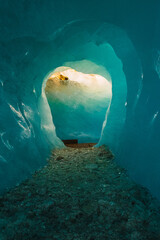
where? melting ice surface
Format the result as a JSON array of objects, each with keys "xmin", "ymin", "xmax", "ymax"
[
  {"xmin": 0, "ymin": 0, "xmax": 160, "ymax": 200},
  {"xmin": 45, "ymin": 67, "xmax": 112, "ymax": 143}
]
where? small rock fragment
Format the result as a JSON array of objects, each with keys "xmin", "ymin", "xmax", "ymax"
[
  {"xmin": 85, "ymin": 164, "xmax": 98, "ymax": 170},
  {"xmin": 56, "ymin": 156, "xmax": 64, "ymax": 161},
  {"xmin": 98, "ymin": 199, "xmax": 108, "ymax": 206}
]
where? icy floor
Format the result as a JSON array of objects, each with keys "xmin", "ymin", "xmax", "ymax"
[{"xmin": 0, "ymin": 146, "xmax": 160, "ymax": 240}]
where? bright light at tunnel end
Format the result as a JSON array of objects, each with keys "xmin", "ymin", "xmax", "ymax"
[{"xmin": 47, "ymin": 66, "xmax": 112, "ymax": 99}]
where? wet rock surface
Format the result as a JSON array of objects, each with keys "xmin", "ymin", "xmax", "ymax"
[{"xmin": 0, "ymin": 145, "xmax": 160, "ymax": 240}]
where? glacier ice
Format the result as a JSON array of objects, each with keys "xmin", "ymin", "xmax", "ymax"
[{"xmin": 0, "ymin": 0, "xmax": 160, "ymax": 200}]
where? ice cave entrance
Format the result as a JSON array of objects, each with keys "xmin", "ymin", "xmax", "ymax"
[{"xmin": 44, "ymin": 65, "xmax": 112, "ymax": 145}]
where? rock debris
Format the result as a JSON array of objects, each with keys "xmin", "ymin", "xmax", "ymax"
[{"xmin": 0, "ymin": 145, "xmax": 160, "ymax": 240}]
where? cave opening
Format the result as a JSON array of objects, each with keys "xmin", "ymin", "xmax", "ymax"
[{"xmin": 44, "ymin": 63, "xmax": 112, "ymax": 146}]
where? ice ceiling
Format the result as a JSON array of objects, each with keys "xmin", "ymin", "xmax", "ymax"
[
  {"xmin": 45, "ymin": 63, "xmax": 112, "ymax": 143},
  {"xmin": 0, "ymin": 0, "xmax": 160, "ymax": 199}
]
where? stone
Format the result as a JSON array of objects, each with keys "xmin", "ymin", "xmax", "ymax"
[
  {"xmin": 98, "ymin": 199, "xmax": 108, "ymax": 206},
  {"xmin": 56, "ymin": 156, "xmax": 64, "ymax": 161},
  {"xmin": 85, "ymin": 164, "xmax": 98, "ymax": 170}
]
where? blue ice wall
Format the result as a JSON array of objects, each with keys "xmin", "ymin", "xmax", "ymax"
[{"xmin": 0, "ymin": 0, "xmax": 160, "ymax": 199}]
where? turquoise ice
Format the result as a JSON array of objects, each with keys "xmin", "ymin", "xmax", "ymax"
[{"xmin": 0, "ymin": 1, "xmax": 160, "ymax": 200}]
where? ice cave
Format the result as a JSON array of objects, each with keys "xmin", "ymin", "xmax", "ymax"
[
  {"xmin": 1, "ymin": 0, "xmax": 160, "ymax": 238},
  {"xmin": 0, "ymin": 0, "xmax": 160, "ymax": 196}
]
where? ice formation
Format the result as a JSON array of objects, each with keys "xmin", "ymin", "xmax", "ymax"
[{"xmin": 0, "ymin": 0, "xmax": 160, "ymax": 200}]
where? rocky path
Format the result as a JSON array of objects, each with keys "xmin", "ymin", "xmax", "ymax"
[{"xmin": 0, "ymin": 146, "xmax": 160, "ymax": 240}]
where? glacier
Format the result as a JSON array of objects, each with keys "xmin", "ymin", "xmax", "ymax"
[{"xmin": 0, "ymin": 0, "xmax": 160, "ymax": 200}]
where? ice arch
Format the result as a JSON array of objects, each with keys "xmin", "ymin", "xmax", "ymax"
[
  {"xmin": 40, "ymin": 43, "xmax": 127, "ymax": 148},
  {"xmin": 0, "ymin": 20, "xmax": 141, "ymax": 195}
]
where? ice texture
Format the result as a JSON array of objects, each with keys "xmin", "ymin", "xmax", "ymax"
[{"xmin": 0, "ymin": 0, "xmax": 160, "ymax": 199}]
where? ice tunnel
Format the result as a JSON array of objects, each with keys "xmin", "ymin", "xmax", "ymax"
[{"xmin": 0, "ymin": 0, "xmax": 160, "ymax": 200}]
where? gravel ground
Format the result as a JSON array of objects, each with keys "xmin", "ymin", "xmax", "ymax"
[{"xmin": 0, "ymin": 145, "xmax": 160, "ymax": 240}]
